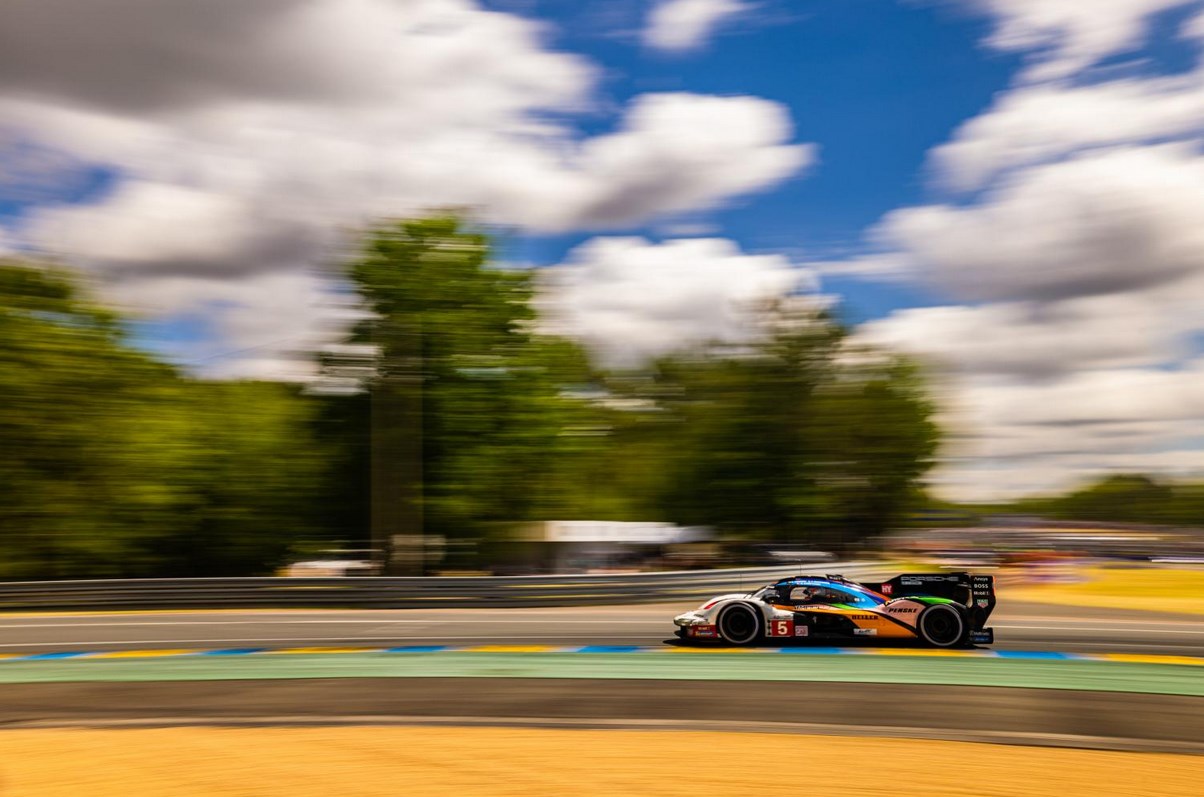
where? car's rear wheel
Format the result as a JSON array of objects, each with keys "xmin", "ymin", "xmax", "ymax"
[
  {"xmin": 917, "ymin": 603, "xmax": 968, "ymax": 648},
  {"xmin": 717, "ymin": 603, "xmax": 762, "ymax": 646}
]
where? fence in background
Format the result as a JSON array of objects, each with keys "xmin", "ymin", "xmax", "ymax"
[{"xmin": 0, "ymin": 562, "xmax": 890, "ymax": 611}]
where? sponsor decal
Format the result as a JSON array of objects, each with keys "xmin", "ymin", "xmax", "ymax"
[
  {"xmin": 976, "ymin": 599, "xmax": 989, "ymax": 608},
  {"xmin": 901, "ymin": 575, "xmax": 958, "ymax": 585},
  {"xmin": 888, "ymin": 607, "xmax": 918, "ymax": 614},
  {"xmin": 881, "ymin": 584, "xmax": 893, "ymax": 594},
  {"xmin": 794, "ymin": 625, "xmax": 809, "ymax": 637},
  {"xmin": 851, "ymin": 614, "xmax": 877, "ymax": 621},
  {"xmin": 689, "ymin": 625, "xmax": 717, "ymax": 638},
  {"xmin": 852, "ymin": 628, "xmax": 877, "ymax": 636}
]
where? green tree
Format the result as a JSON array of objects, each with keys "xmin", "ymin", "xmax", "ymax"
[
  {"xmin": 0, "ymin": 260, "xmax": 178, "ymax": 576},
  {"xmin": 949, "ymin": 475, "xmax": 1204, "ymax": 528},
  {"xmin": 336, "ymin": 216, "xmax": 594, "ymax": 568},
  {"xmin": 610, "ymin": 302, "xmax": 939, "ymax": 548},
  {"xmin": 803, "ymin": 357, "xmax": 940, "ymax": 544},
  {"xmin": 326, "ymin": 217, "xmax": 942, "ymax": 564},
  {"xmin": 145, "ymin": 380, "xmax": 327, "ymax": 576},
  {"xmin": 1052, "ymin": 474, "xmax": 1173, "ymax": 524},
  {"xmin": 0, "ymin": 260, "xmax": 325, "ymax": 578}
]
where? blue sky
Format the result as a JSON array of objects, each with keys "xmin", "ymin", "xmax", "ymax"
[
  {"xmin": 518, "ymin": 2, "xmax": 1013, "ymax": 229},
  {"xmin": 495, "ymin": 0, "xmax": 1021, "ymax": 322},
  {"xmin": 2, "ymin": 0, "xmax": 1202, "ymax": 499}
]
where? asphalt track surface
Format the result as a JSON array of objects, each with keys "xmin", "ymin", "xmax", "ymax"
[
  {"xmin": 2, "ymin": 679, "xmax": 1201, "ymax": 754},
  {"xmin": 0, "ymin": 600, "xmax": 1200, "ymax": 656},
  {"xmin": 2, "ymin": 601, "xmax": 1201, "ymax": 753}
]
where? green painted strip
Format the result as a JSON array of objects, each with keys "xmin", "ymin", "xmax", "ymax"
[{"xmin": 0, "ymin": 653, "xmax": 1199, "ymax": 697}]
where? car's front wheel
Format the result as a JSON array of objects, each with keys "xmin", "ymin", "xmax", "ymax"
[
  {"xmin": 917, "ymin": 603, "xmax": 968, "ymax": 648},
  {"xmin": 717, "ymin": 603, "xmax": 762, "ymax": 646}
]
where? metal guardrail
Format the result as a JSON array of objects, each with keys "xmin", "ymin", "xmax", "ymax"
[{"xmin": 0, "ymin": 562, "xmax": 889, "ymax": 611}]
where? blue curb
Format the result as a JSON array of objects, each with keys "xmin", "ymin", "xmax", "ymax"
[
  {"xmin": 385, "ymin": 646, "xmax": 449, "ymax": 653},
  {"xmin": 576, "ymin": 645, "xmax": 643, "ymax": 653}
]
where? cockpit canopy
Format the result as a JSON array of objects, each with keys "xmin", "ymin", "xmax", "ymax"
[{"xmin": 754, "ymin": 578, "xmax": 883, "ymax": 608}]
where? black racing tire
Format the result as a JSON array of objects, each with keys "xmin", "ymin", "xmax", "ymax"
[
  {"xmin": 917, "ymin": 603, "xmax": 969, "ymax": 648},
  {"xmin": 717, "ymin": 603, "xmax": 762, "ymax": 646}
]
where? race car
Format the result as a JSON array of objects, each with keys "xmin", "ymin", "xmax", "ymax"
[{"xmin": 673, "ymin": 572, "xmax": 995, "ymax": 648}]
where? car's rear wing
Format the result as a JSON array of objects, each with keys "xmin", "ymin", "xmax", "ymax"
[{"xmin": 873, "ymin": 572, "xmax": 996, "ymax": 626}]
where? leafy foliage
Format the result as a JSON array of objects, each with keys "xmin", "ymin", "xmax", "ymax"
[
  {"xmin": 339, "ymin": 216, "xmax": 597, "ymax": 555},
  {"xmin": 0, "ymin": 261, "xmax": 325, "ymax": 577},
  {"xmin": 998, "ymin": 474, "xmax": 1204, "ymax": 527},
  {"xmin": 2, "ymin": 215, "xmax": 950, "ymax": 577},
  {"xmin": 594, "ymin": 303, "xmax": 939, "ymax": 545}
]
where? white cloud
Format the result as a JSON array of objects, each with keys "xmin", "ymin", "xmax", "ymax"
[
  {"xmin": 857, "ymin": 294, "xmax": 1191, "ymax": 379},
  {"xmin": 1186, "ymin": 9, "xmax": 1204, "ymax": 39},
  {"xmin": 102, "ymin": 268, "xmax": 357, "ymax": 381},
  {"xmin": 880, "ymin": 146, "xmax": 1204, "ymax": 304},
  {"xmin": 929, "ymin": 448, "xmax": 1204, "ymax": 502},
  {"xmin": 965, "ymin": 364, "xmax": 1204, "ymax": 429},
  {"xmin": 0, "ymin": 0, "xmax": 592, "ymax": 116},
  {"xmin": 930, "ymin": 70, "xmax": 1204, "ymax": 191},
  {"xmin": 958, "ymin": 0, "xmax": 1197, "ymax": 80},
  {"xmin": 538, "ymin": 236, "xmax": 815, "ymax": 366},
  {"xmin": 0, "ymin": 0, "xmax": 811, "ymax": 377},
  {"xmin": 643, "ymin": 0, "xmax": 746, "ymax": 52},
  {"xmin": 925, "ymin": 363, "xmax": 1204, "ymax": 500},
  {"xmin": 498, "ymin": 92, "xmax": 813, "ymax": 231},
  {"xmin": 823, "ymin": 3, "xmax": 1204, "ymax": 499},
  {"xmin": 856, "ymin": 146, "xmax": 1204, "ymax": 499},
  {"xmin": 26, "ymin": 181, "xmax": 323, "ymax": 279}
]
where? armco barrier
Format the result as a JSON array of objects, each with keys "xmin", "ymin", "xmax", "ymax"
[{"xmin": 0, "ymin": 562, "xmax": 888, "ymax": 611}]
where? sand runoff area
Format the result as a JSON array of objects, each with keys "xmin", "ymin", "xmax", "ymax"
[{"xmin": 0, "ymin": 726, "xmax": 1198, "ymax": 796}]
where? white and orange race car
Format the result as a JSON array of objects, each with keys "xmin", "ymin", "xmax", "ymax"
[{"xmin": 673, "ymin": 572, "xmax": 995, "ymax": 648}]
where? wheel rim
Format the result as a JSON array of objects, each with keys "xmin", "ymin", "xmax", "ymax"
[
  {"xmin": 922, "ymin": 605, "xmax": 963, "ymax": 646},
  {"xmin": 720, "ymin": 606, "xmax": 758, "ymax": 644}
]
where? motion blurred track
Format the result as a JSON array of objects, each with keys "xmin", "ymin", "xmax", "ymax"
[
  {"xmin": 3, "ymin": 679, "xmax": 1200, "ymax": 754},
  {"xmin": 1, "ymin": 600, "xmax": 1200, "ymax": 656}
]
